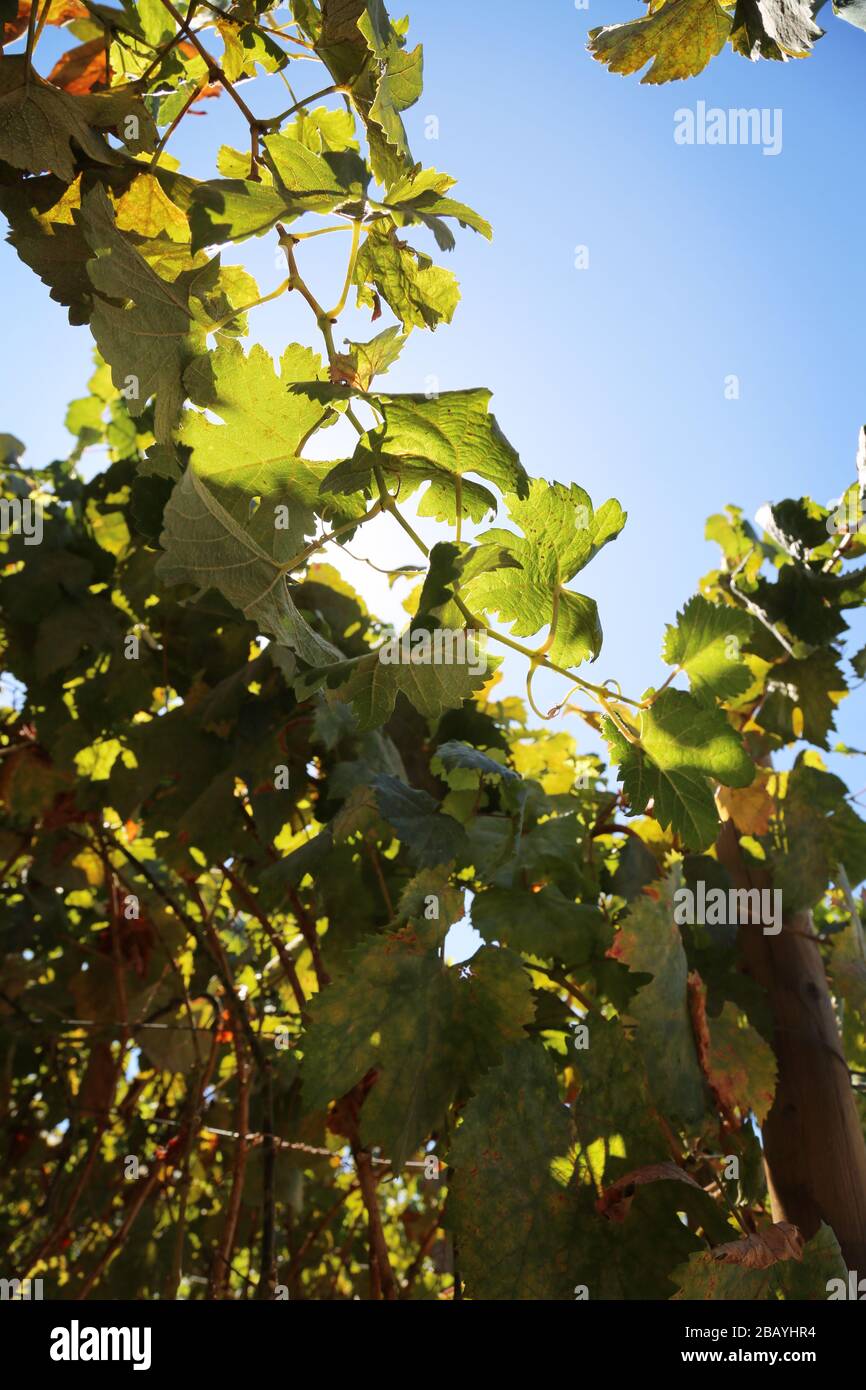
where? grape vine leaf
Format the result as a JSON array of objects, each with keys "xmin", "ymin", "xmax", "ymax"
[
  {"xmin": 314, "ymin": 0, "xmax": 422, "ymax": 185},
  {"xmin": 466, "ymin": 479, "xmax": 625, "ymax": 667},
  {"xmin": 370, "ymin": 774, "xmax": 468, "ymax": 868},
  {"xmin": 0, "ymin": 172, "xmax": 92, "ymax": 324},
  {"xmin": 471, "ymin": 885, "xmax": 608, "ymax": 968},
  {"xmin": 313, "ymin": 638, "xmax": 492, "ymax": 731},
  {"xmin": 730, "ymin": 0, "xmax": 823, "ymax": 60},
  {"xmin": 662, "ymin": 595, "xmax": 753, "ymax": 704},
  {"xmin": 604, "ymin": 690, "xmax": 755, "ymax": 850},
  {"xmin": 188, "ymin": 178, "xmax": 297, "ymax": 252},
  {"xmin": 689, "ymin": 975, "xmax": 777, "ymax": 1124},
  {"xmin": 360, "ymin": 10, "xmax": 422, "ymax": 176},
  {"xmin": 280, "ymin": 105, "xmax": 359, "ymax": 155},
  {"xmin": 81, "ymin": 186, "xmax": 213, "ymax": 442},
  {"xmin": 323, "ymin": 389, "xmax": 528, "ymax": 526},
  {"xmin": 337, "ymin": 325, "xmax": 406, "ymax": 390},
  {"xmin": 758, "ymin": 650, "xmax": 846, "ymax": 748},
  {"xmin": 572, "ymin": 1015, "xmax": 670, "ymax": 1185},
  {"xmin": 177, "ymin": 339, "xmax": 364, "ymax": 558},
  {"xmin": 382, "ymin": 167, "xmax": 492, "ymax": 251},
  {"xmin": 0, "ymin": 54, "xmax": 154, "ymax": 182},
  {"xmin": 157, "ymin": 341, "xmax": 356, "ymax": 673},
  {"xmin": 769, "ymin": 762, "xmax": 866, "ymax": 912},
  {"xmin": 302, "ymin": 935, "xmax": 534, "ymax": 1168},
  {"xmin": 447, "ymin": 1039, "xmax": 585, "ymax": 1300},
  {"xmin": 375, "ymin": 389, "xmax": 528, "ymax": 496},
  {"xmin": 610, "ymin": 879, "xmax": 708, "ymax": 1126},
  {"xmin": 354, "ymin": 219, "xmax": 459, "ymax": 329},
  {"xmin": 587, "ymin": 0, "xmax": 732, "ymax": 85},
  {"xmin": 671, "ymin": 1222, "xmax": 846, "ymax": 1300}
]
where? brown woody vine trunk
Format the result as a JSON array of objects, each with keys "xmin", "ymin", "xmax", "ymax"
[{"xmin": 717, "ymin": 821, "xmax": 866, "ymax": 1272}]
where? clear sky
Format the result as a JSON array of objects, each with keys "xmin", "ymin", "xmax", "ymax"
[{"xmin": 3, "ymin": 2, "xmax": 865, "ymax": 785}]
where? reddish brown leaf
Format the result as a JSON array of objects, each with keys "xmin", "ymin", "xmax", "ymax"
[
  {"xmin": 47, "ymin": 37, "xmax": 111, "ymax": 94},
  {"xmin": 711, "ymin": 1222, "xmax": 804, "ymax": 1270},
  {"xmin": 330, "ymin": 355, "xmax": 362, "ymax": 389},
  {"xmin": 688, "ymin": 968, "xmax": 736, "ymax": 1124},
  {"xmin": 3, "ymin": 0, "xmax": 88, "ymax": 45},
  {"xmin": 688, "ymin": 970, "xmax": 777, "ymax": 1126},
  {"xmin": 597, "ymin": 1160, "xmax": 703, "ymax": 1222}
]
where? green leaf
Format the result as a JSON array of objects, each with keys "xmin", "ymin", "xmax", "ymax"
[
  {"xmin": 81, "ymin": 186, "xmax": 210, "ymax": 442},
  {"xmin": 731, "ymin": 0, "xmax": 823, "ymax": 59},
  {"xmin": 408, "ymin": 540, "xmax": 516, "ymax": 634},
  {"xmin": 324, "ymin": 391, "xmax": 528, "ymax": 526},
  {"xmin": 777, "ymin": 1223, "xmax": 849, "ymax": 1300},
  {"xmin": 0, "ymin": 174, "xmax": 93, "ymax": 326},
  {"xmin": 703, "ymin": 1001, "xmax": 777, "ymax": 1124},
  {"xmin": 323, "ymin": 448, "xmax": 499, "ymax": 527},
  {"xmin": 467, "ymin": 479, "xmax": 625, "ymax": 668},
  {"xmin": 280, "ymin": 105, "xmax": 360, "ymax": 155},
  {"xmin": 828, "ymin": 889, "xmax": 866, "ymax": 1068},
  {"xmin": 342, "ymin": 644, "xmax": 491, "ymax": 729},
  {"xmin": 662, "ymin": 595, "xmax": 753, "ymax": 704},
  {"xmin": 471, "ymin": 886, "xmax": 606, "ymax": 967},
  {"xmin": 573, "ymin": 1015, "xmax": 670, "ymax": 1185},
  {"xmin": 263, "ymin": 132, "xmax": 367, "ymax": 210},
  {"xmin": 770, "ymin": 762, "xmax": 866, "ymax": 912},
  {"xmin": 756, "ymin": 497, "xmax": 834, "ymax": 561},
  {"xmin": 604, "ymin": 690, "xmax": 754, "ymax": 850},
  {"xmin": 339, "ymin": 325, "xmax": 407, "ymax": 390},
  {"xmin": 611, "ymin": 878, "xmax": 708, "ymax": 1126},
  {"xmin": 360, "ymin": 11, "xmax": 422, "ymax": 170},
  {"xmin": 0, "ymin": 55, "xmax": 153, "ymax": 182},
  {"xmin": 313, "ymin": 1, "xmax": 422, "ymax": 185},
  {"xmin": 374, "ymin": 389, "xmax": 529, "ymax": 500},
  {"xmin": 448, "ymin": 1039, "xmax": 584, "ymax": 1299},
  {"xmin": 588, "ymin": 0, "xmax": 732, "ymax": 85},
  {"xmin": 218, "ymin": 20, "xmax": 289, "ymax": 79},
  {"xmin": 672, "ymin": 1222, "xmax": 846, "ymax": 1300},
  {"xmin": 758, "ymin": 650, "xmax": 846, "ymax": 748},
  {"xmin": 382, "ymin": 166, "xmax": 491, "ymax": 251},
  {"xmin": 302, "ymin": 934, "xmax": 533, "ymax": 1168},
  {"xmin": 354, "ymin": 219, "xmax": 459, "ymax": 329},
  {"xmin": 393, "ymin": 864, "xmax": 466, "ymax": 933},
  {"xmin": 189, "ymin": 178, "xmax": 295, "ymax": 252},
  {"xmin": 157, "ymin": 349, "xmax": 355, "ymax": 672},
  {"xmin": 430, "ymin": 739, "xmax": 520, "ymax": 787},
  {"xmin": 371, "ymin": 773, "xmax": 467, "ymax": 868},
  {"xmin": 177, "ymin": 339, "xmax": 362, "ymax": 558}
]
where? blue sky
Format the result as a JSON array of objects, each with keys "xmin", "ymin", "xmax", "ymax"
[{"xmin": 3, "ymin": 2, "xmax": 865, "ymax": 787}]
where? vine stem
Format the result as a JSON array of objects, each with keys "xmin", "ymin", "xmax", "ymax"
[
  {"xmin": 293, "ymin": 223, "xmax": 354, "ymax": 240},
  {"xmin": 260, "ymin": 83, "xmax": 344, "ymax": 129},
  {"xmin": 353, "ymin": 1144, "xmax": 398, "ymax": 1300},
  {"xmin": 277, "ymin": 226, "xmax": 329, "ymax": 323},
  {"xmin": 24, "ymin": 0, "xmax": 42, "ymax": 78},
  {"xmin": 325, "ymin": 218, "xmax": 362, "ymax": 319},
  {"xmin": 156, "ymin": 0, "xmax": 261, "ymax": 172},
  {"xmin": 279, "ymin": 499, "xmax": 384, "ymax": 576},
  {"xmin": 449, "ymin": 591, "xmax": 643, "ymax": 728},
  {"xmin": 208, "ymin": 276, "xmax": 291, "ymax": 334},
  {"xmin": 209, "ymin": 1039, "xmax": 250, "ymax": 1298},
  {"xmin": 373, "ymin": 464, "xmax": 429, "ymax": 555}
]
